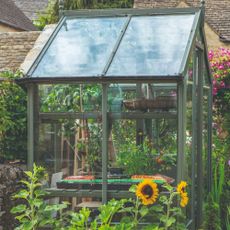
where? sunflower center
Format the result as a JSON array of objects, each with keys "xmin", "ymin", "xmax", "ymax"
[{"xmin": 142, "ymin": 185, "xmax": 153, "ymax": 198}]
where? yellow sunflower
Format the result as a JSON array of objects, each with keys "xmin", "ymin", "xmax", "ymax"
[
  {"xmin": 180, "ymin": 192, "xmax": 189, "ymax": 207},
  {"xmin": 177, "ymin": 181, "xmax": 189, "ymax": 207},
  {"xmin": 136, "ymin": 179, "xmax": 159, "ymax": 205}
]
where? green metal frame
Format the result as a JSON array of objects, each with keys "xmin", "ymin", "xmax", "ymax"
[
  {"xmin": 196, "ymin": 47, "xmax": 204, "ymax": 228},
  {"xmin": 177, "ymin": 80, "xmax": 186, "ymax": 183},
  {"xmin": 102, "ymin": 16, "xmax": 131, "ymax": 76},
  {"xmin": 27, "ymin": 84, "xmax": 35, "ymax": 171},
  {"xmin": 102, "ymin": 84, "xmax": 108, "ymax": 204},
  {"xmin": 18, "ymin": 6, "xmax": 213, "ymax": 219},
  {"xmin": 20, "ymin": 7, "xmax": 201, "ymax": 84},
  {"xmin": 191, "ymin": 50, "xmax": 197, "ymax": 230},
  {"xmin": 63, "ymin": 7, "xmax": 199, "ymax": 17},
  {"xmin": 179, "ymin": 10, "xmax": 201, "ymax": 75},
  {"xmin": 17, "ymin": 76, "xmax": 182, "ymax": 85}
]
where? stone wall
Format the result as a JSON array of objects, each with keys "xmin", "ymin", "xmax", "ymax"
[{"xmin": 0, "ymin": 31, "xmax": 40, "ymax": 72}]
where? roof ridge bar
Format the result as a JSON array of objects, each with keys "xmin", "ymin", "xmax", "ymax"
[{"xmin": 101, "ymin": 15, "xmax": 132, "ymax": 76}]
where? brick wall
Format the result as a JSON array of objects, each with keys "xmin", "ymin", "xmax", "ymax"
[{"xmin": 0, "ymin": 31, "xmax": 40, "ymax": 72}]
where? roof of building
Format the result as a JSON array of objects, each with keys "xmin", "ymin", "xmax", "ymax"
[
  {"xmin": 134, "ymin": 0, "xmax": 230, "ymax": 42},
  {"xmin": 12, "ymin": 0, "xmax": 49, "ymax": 20},
  {"xmin": 0, "ymin": 0, "xmax": 37, "ymax": 31}
]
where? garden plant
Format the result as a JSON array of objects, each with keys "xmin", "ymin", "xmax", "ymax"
[
  {"xmin": 205, "ymin": 47, "xmax": 230, "ymax": 230},
  {"xmin": 11, "ymin": 164, "xmax": 189, "ymax": 230}
]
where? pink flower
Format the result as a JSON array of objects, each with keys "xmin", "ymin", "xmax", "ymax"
[
  {"xmin": 218, "ymin": 65, "xmax": 224, "ymax": 70},
  {"xmin": 212, "ymin": 87, "xmax": 218, "ymax": 95},
  {"xmin": 214, "ymin": 74, "xmax": 220, "ymax": 79},
  {"xmin": 220, "ymin": 81, "xmax": 225, "ymax": 88}
]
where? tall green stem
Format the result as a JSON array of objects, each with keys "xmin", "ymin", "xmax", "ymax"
[
  {"xmin": 30, "ymin": 178, "xmax": 35, "ymax": 230},
  {"xmin": 165, "ymin": 192, "xmax": 177, "ymax": 230},
  {"xmin": 133, "ymin": 198, "xmax": 140, "ymax": 229}
]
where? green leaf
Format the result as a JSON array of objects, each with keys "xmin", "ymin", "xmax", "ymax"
[
  {"xmin": 34, "ymin": 189, "xmax": 47, "ymax": 197},
  {"xmin": 129, "ymin": 184, "xmax": 137, "ymax": 193},
  {"xmin": 11, "ymin": 204, "xmax": 27, "ymax": 214},
  {"xmin": 143, "ymin": 225, "xmax": 160, "ymax": 230},
  {"xmin": 20, "ymin": 180, "xmax": 31, "ymax": 188},
  {"xmin": 33, "ymin": 199, "xmax": 43, "ymax": 208},
  {"xmin": 160, "ymin": 215, "xmax": 167, "ymax": 223},
  {"xmin": 140, "ymin": 206, "xmax": 149, "ymax": 217},
  {"xmin": 24, "ymin": 221, "xmax": 35, "ymax": 230},
  {"xmin": 159, "ymin": 195, "xmax": 168, "ymax": 204},
  {"xmin": 150, "ymin": 205, "xmax": 164, "ymax": 212},
  {"xmin": 166, "ymin": 217, "xmax": 176, "ymax": 227},
  {"xmin": 162, "ymin": 183, "xmax": 174, "ymax": 192},
  {"xmin": 24, "ymin": 171, "xmax": 33, "ymax": 179},
  {"xmin": 15, "ymin": 214, "xmax": 28, "ymax": 221},
  {"xmin": 13, "ymin": 189, "xmax": 29, "ymax": 199}
]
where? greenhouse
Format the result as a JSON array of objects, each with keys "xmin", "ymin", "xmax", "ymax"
[{"xmin": 17, "ymin": 6, "xmax": 212, "ymax": 229}]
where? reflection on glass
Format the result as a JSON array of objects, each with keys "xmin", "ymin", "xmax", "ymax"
[
  {"xmin": 108, "ymin": 83, "xmax": 177, "ymax": 179},
  {"xmin": 107, "ymin": 15, "xmax": 195, "ymax": 76},
  {"xmin": 37, "ymin": 120, "xmax": 102, "ymax": 178},
  {"xmin": 32, "ymin": 17, "xmax": 126, "ymax": 77},
  {"xmin": 39, "ymin": 84, "xmax": 102, "ymax": 112}
]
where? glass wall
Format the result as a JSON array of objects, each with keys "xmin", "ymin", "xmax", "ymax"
[
  {"xmin": 108, "ymin": 83, "xmax": 177, "ymax": 181},
  {"xmin": 37, "ymin": 84, "xmax": 103, "ymax": 180}
]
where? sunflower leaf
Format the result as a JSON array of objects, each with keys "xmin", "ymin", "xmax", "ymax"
[
  {"xmin": 140, "ymin": 206, "xmax": 149, "ymax": 217},
  {"xmin": 150, "ymin": 205, "xmax": 163, "ymax": 212},
  {"xmin": 129, "ymin": 184, "xmax": 137, "ymax": 193},
  {"xmin": 165, "ymin": 217, "xmax": 176, "ymax": 227}
]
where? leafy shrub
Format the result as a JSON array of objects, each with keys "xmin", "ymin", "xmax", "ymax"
[{"xmin": 0, "ymin": 71, "xmax": 27, "ymax": 161}]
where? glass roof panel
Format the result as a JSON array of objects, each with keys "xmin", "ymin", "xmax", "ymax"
[
  {"xmin": 32, "ymin": 17, "xmax": 126, "ymax": 77},
  {"xmin": 106, "ymin": 14, "xmax": 195, "ymax": 76}
]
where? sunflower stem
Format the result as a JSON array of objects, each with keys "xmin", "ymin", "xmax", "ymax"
[{"xmin": 165, "ymin": 191, "xmax": 178, "ymax": 230}]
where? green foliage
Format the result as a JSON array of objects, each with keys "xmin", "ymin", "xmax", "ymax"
[
  {"xmin": 226, "ymin": 206, "xmax": 230, "ymax": 230},
  {"xmin": 0, "ymin": 71, "xmax": 27, "ymax": 160},
  {"xmin": 118, "ymin": 183, "xmax": 187, "ymax": 230},
  {"xmin": 34, "ymin": 0, "xmax": 133, "ymax": 30},
  {"xmin": 11, "ymin": 164, "xmax": 68, "ymax": 230},
  {"xmin": 12, "ymin": 166, "xmax": 188, "ymax": 229},
  {"xmin": 40, "ymin": 84, "xmax": 101, "ymax": 112},
  {"xmin": 203, "ymin": 193, "xmax": 221, "ymax": 230},
  {"xmin": 116, "ymin": 138, "xmax": 176, "ymax": 175},
  {"xmin": 212, "ymin": 159, "xmax": 225, "ymax": 206}
]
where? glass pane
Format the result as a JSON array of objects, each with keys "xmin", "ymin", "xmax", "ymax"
[
  {"xmin": 108, "ymin": 83, "xmax": 177, "ymax": 181},
  {"xmin": 32, "ymin": 17, "xmax": 126, "ymax": 77},
  {"xmin": 37, "ymin": 119, "xmax": 102, "ymax": 188},
  {"xmin": 107, "ymin": 14, "xmax": 195, "ymax": 76},
  {"xmin": 39, "ymin": 84, "xmax": 102, "ymax": 112}
]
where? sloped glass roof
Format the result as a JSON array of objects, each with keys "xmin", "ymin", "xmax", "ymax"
[{"xmin": 28, "ymin": 9, "xmax": 200, "ymax": 79}]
